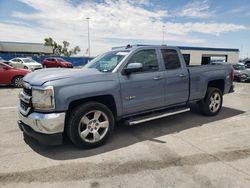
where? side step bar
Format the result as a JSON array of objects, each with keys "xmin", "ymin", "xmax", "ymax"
[{"xmin": 126, "ymin": 108, "xmax": 190, "ymax": 126}]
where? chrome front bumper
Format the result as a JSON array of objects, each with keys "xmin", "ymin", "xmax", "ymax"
[{"xmin": 18, "ymin": 108, "xmax": 66, "ymax": 134}]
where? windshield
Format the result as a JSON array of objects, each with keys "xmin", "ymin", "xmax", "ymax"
[
  {"xmin": 22, "ymin": 58, "xmax": 36, "ymax": 63},
  {"xmin": 233, "ymin": 64, "xmax": 246, "ymax": 70},
  {"xmin": 85, "ymin": 50, "xmax": 129, "ymax": 72},
  {"xmin": 0, "ymin": 62, "xmax": 12, "ymax": 69}
]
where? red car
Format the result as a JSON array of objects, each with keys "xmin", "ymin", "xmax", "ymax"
[
  {"xmin": 0, "ymin": 62, "xmax": 30, "ymax": 87},
  {"xmin": 42, "ymin": 58, "xmax": 73, "ymax": 68}
]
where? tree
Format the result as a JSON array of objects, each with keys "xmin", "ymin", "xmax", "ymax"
[{"xmin": 44, "ymin": 37, "xmax": 81, "ymax": 57}]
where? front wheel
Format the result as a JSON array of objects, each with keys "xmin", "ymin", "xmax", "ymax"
[
  {"xmin": 66, "ymin": 102, "xmax": 115, "ymax": 148},
  {"xmin": 199, "ymin": 87, "xmax": 223, "ymax": 116},
  {"xmin": 12, "ymin": 76, "xmax": 24, "ymax": 88}
]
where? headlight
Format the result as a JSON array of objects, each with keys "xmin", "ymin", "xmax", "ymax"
[{"xmin": 32, "ymin": 86, "xmax": 55, "ymax": 110}]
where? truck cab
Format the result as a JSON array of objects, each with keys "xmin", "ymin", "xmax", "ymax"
[{"xmin": 18, "ymin": 45, "xmax": 234, "ymax": 148}]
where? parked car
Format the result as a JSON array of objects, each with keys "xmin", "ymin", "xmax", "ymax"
[
  {"xmin": 42, "ymin": 58, "xmax": 73, "ymax": 68},
  {"xmin": 244, "ymin": 61, "xmax": 250, "ymax": 69},
  {"xmin": 232, "ymin": 63, "xmax": 250, "ymax": 82},
  {"xmin": 18, "ymin": 45, "xmax": 234, "ymax": 148},
  {"xmin": 0, "ymin": 61, "xmax": 30, "ymax": 87},
  {"xmin": 0, "ymin": 57, "xmax": 4, "ymax": 62},
  {"xmin": 9, "ymin": 58, "xmax": 42, "ymax": 71}
]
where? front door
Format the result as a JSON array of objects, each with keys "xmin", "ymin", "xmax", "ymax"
[{"xmin": 119, "ymin": 49, "xmax": 165, "ymax": 115}]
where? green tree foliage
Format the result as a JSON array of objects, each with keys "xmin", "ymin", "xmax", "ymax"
[{"xmin": 44, "ymin": 37, "xmax": 81, "ymax": 57}]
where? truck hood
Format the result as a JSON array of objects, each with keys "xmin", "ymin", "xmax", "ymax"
[{"xmin": 23, "ymin": 68, "xmax": 104, "ymax": 86}]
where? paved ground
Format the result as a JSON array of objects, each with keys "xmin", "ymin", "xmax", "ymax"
[{"xmin": 0, "ymin": 83, "xmax": 250, "ymax": 188}]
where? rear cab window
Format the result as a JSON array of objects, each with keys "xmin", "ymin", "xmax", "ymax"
[{"xmin": 161, "ymin": 49, "xmax": 181, "ymax": 70}]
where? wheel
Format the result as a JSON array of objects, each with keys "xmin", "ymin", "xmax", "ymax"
[
  {"xmin": 24, "ymin": 66, "xmax": 28, "ymax": 69},
  {"xmin": 199, "ymin": 87, "xmax": 223, "ymax": 116},
  {"xmin": 66, "ymin": 102, "xmax": 115, "ymax": 148},
  {"xmin": 12, "ymin": 76, "xmax": 24, "ymax": 88}
]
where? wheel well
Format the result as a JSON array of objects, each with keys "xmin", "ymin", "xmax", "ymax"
[
  {"xmin": 207, "ymin": 79, "xmax": 225, "ymax": 93},
  {"xmin": 68, "ymin": 95, "xmax": 117, "ymax": 118},
  {"xmin": 11, "ymin": 75, "xmax": 23, "ymax": 84}
]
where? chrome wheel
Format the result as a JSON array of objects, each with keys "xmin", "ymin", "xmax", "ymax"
[
  {"xmin": 209, "ymin": 92, "xmax": 221, "ymax": 113},
  {"xmin": 14, "ymin": 77, "xmax": 23, "ymax": 87},
  {"xmin": 78, "ymin": 110, "xmax": 109, "ymax": 143}
]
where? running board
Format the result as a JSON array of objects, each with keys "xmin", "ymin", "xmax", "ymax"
[{"xmin": 126, "ymin": 108, "xmax": 190, "ymax": 126}]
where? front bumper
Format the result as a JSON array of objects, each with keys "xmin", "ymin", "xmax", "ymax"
[
  {"xmin": 229, "ymin": 85, "xmax": 234, "ymax": 93},
  {"xmin": 18, "ymin": 110, "xmax": 66, "ymax": 145}
]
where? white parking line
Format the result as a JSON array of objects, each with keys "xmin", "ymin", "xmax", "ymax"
[{"xmin": 0, "ymin": 106, "xmax": 17, "ymax": 110}]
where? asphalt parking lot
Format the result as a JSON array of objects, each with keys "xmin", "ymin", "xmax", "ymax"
[{"xmin": 0, "ymin": 83, "xmax": 250, "ymax": 188}]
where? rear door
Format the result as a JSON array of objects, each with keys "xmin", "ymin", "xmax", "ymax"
[
  {"xmin": 119, "ymin": 49, "xmax": 165, "ymax": 115},
  {"xmin": 160, "ymin": 48, "xmax": 189, "ymax": 106}
]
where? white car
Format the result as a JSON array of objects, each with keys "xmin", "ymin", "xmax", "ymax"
[{"xmin": 9, "ymin": 58, "xmax": 42, "ymax": 71}]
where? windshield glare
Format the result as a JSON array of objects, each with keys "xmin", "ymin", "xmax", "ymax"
[
  {"xmin": 86, "ymin": 50, "xmax": 129, "ymax": 72},
  {"xmin": 23, "ymin": 58, "xmax": 36, "ymax": 63}
]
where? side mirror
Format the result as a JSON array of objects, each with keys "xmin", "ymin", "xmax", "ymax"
[{"xmin": 123, "ymin": 63, "xmax": 143, "ymax": 75}]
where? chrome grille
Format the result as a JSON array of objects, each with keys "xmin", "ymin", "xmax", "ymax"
[{"xmin": 19, "ymin": 82, "xmax": 32, "ymax": 116}]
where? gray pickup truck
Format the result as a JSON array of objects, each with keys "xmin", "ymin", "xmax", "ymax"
[{"xmin": 18, "ymin": 45, "xmax": 234, "ymax": 148}]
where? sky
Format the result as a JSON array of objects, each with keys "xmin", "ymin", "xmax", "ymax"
[{"xmin": 0, "ymin": 0, "xmax": 250, "ymax": 57}]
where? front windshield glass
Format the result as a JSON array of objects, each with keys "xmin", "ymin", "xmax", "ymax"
[
  {"xmin": 85, "ymin": 50, "xmax": 129, "ymax": 72},
  {"xmin": 233, "ymin": 64, "xmax": 246, "ymax": 70},
  {"xmin": 22, "ymin": 58, "xmax": 36, "ymax": 63}
]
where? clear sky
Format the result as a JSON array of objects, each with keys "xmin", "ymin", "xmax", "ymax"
[{"xmin": 0, "ymin": 0, "xmax": 249, "ymax": 57}]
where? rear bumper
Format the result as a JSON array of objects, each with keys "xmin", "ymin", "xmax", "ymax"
[{"xmin": 18, "ymin": 121, "xmax": 63, "ymax": 145}]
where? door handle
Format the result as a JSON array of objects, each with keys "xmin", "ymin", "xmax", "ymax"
[
  {"xmin": 153, "ymin": 76, "xmax": 163, "ymax": 80},
  {"xmin": 179, "ymin": 73, "xmax": 187, "ymax": 78}
]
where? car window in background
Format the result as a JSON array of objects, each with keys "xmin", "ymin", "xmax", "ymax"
[
  {"xmin": 57, "ymin": 58, "xmax": 66, "ymax": 62},
  {"xmin": 161, "ymin": 49, "xmax": 181, "ymax": 70},
  {"xmin": 233, "ymin": 64, "xmax": 246, "ymax": 70},
  {"xmin": 22, "ymin": 58, "xmax": 36, "ymax": 63},
  {"xmin": 86, "ymin": 50, "xmax": 129, "ymax": 72},
  {"xmin": 128, "ymin": 49, "xmax": 159, "ymax": 72}
]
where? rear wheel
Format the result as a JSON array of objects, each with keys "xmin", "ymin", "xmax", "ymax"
[
  {"xmin": 12, "ymin": 76, "xmax": 24, "ymax": 88},
  {"xmin": 199, "ymin": 87, "xmax": 223, "ymax": 116},
  {"xmin": 66, "ymin": 102, "xmax": 115, "ymax": 148}
]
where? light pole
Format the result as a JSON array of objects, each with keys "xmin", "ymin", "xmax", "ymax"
[
  {"xmin": 86, "ymin": 17, "xmax": 90, "ymax": 57},
  {"xmin": 162, "ymin": 25, "xmax": 165, "ymax": 44}
]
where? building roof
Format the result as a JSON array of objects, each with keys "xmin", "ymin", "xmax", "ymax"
[
  {"xmin": 178, "ymin": 46, "xmax": 239, "ymax": 52},
  {"xmin": 0, "ymin": 41, "xmax": 53, "ymax": 54}
]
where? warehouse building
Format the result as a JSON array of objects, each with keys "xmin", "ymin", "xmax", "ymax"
[
  {"xmin": 179, "ymin": 46, "xmax": 239, "ymax": 65},
  {"xmin": 0, "ymin": 41, "xmax": 53, "ymax": 60}
]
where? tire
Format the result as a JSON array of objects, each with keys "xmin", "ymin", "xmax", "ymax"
[
  {"xmin": 12, "ymin": 76, "xmax": 24, "ymax": 88},
  {"xmin": 66, "ymin": 102, "xmax": 115, "ymax": 148},
  {"xmin": 24, "ymin": 66, "xmax": 28, "ymax": 69},
  {"xmin": 199, "ymin": 87, "xmax": 223, "ymax": 116}
]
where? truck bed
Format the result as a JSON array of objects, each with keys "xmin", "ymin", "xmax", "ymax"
[{"xmin": 187, "ymin": 64, "xmax": 233, "ymax": 101}]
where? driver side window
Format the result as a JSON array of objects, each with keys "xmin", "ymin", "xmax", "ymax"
[{"xmin": 128, "ymin": 49, "xmax": 159, "ymax": 72}]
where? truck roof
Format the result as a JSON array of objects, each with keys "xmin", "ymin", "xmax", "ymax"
[{"xmin": 112, "ymin": 44, "xmax": 178, "ymax": 51}]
